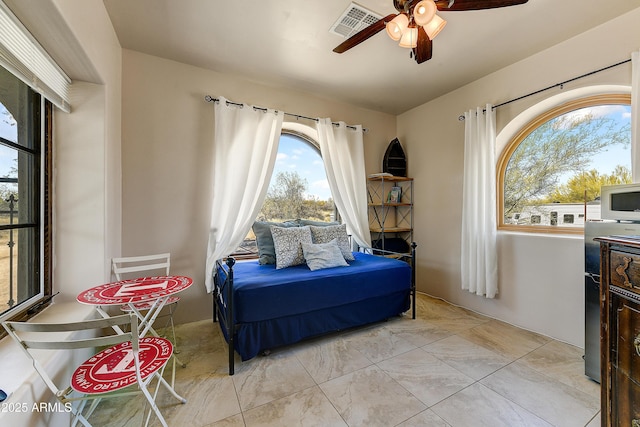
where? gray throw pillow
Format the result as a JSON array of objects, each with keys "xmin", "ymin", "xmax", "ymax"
[
  {"xmin": 252, "ymin": 220, "xmax": 299, "ymax": 264},
  {"xmin": 271, "ymin": 225, "xmax": 313, "ymax": 269},
  {"xmin": 298, "ymin": 219, "xmax": 339, "ymax": 227},
  {"xmin": 309, "ymin": 224, "xmax": 355, "ymax": 261},
  {"xmin": 302, "ymin": 239, "xmax": 349, "ymax": 271}
]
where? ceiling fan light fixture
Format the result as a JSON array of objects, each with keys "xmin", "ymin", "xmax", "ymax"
[
  {"xmin": 398, "ymin": 25, "xmax": 418, "ymax": 48},
  {"xmin": 413, "ymin": 0, "xmax": 437, "ymax": 26},
  {"xmin": 332, "ymin": 0, "xmax": 530, "ymax": 64},
  {"xmin": 386, "ymin": 13, "xmax": 409, "ymax": 41},
  {"xmin": 423, "ymin": 14, "xmax": 446, "ymax": 39}
]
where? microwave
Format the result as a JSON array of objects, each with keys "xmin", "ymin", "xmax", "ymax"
[{"xmin": 601, "ymin": 183, "xmax": 640, "ymax": 221}]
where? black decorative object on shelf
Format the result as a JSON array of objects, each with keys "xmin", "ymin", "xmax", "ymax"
[{"xmin": 382, "ymin": 138, "xmax": 407, "ymax": 177}]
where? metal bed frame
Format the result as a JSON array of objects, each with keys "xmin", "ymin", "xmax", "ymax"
[{"xmin": 213, "ymin": 243, "xmax": 416, "ymax": 375}]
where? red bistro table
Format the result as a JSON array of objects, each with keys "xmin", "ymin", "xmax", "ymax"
[
  {"xmin": 77, "ymin": 276, "xmax": 192, "ymax": 338},
  {"xmin": 77, "ymin": 276, "xmax": 192, "ymax": 386}
]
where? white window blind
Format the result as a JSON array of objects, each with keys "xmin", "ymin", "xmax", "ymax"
[{"xmin": 0, "ymin": 1, "xmax": 71, "ymax": 112}]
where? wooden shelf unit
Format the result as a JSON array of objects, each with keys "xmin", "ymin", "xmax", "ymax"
[{"xmin": 367, "ymin": 176, "xmax": 413, "ymax": 254}]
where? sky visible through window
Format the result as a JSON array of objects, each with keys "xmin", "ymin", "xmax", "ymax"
[
  {"xmin": 575, "ymin": 104, "xmax": 631, "ymax": 178},
  {"xmin": 0, "ymin": 104, "xmax": 17, "ymax": 179},
  {"xmin": 271, "ymin": 134, "xmax": 331, "ymax": 201}
]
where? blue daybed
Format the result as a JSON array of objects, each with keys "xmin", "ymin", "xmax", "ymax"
[{"xmin": 213, "ymin": 232, "xmax": 416, "ymax": 375}]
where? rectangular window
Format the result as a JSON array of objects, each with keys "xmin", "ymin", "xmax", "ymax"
[{"xmin": 0, "ymin": 65, "xmax": 52, "ymax": 327}]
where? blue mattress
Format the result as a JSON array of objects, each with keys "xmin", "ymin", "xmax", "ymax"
[
  {"xmin": 215, "ymin": 251, "xmax": 412, "ymax": 362},
  {"xmin": 231, "ymin": 252, "xmax": 411, "ymax": 323}
]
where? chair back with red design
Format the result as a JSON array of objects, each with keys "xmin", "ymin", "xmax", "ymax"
[
  {"xmin": 112, "ymin": 252, "xmax": 171, "ymax": 281},
  {"xmin": 111, "ymin": 252, "xmax": 182, "ymax": 356},
  {"xmin": 2, "ymin": 313, "xmax": 183, "ymax": 427}
]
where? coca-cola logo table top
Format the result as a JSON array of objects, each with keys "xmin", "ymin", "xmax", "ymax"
[{"xmin": 77, "ymin": 276, "xmax": 192, "ymax": 305}]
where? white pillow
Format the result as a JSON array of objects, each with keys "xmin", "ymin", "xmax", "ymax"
[
  {"xmin": 302, "ymin": 239, "xmax": 349, "ymax": 271},
  {"xmin": 270, "ymin": 225, "xmax": 312, "ymax": 269},
  {"xmin": 309, "ymin": 224, "xmax": 355, "ymax": 261}
]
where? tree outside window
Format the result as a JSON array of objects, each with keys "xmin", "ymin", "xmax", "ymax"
[
  {"xmin": 232, "ymin": 133, "xmax": 335, "ymax": 258},
  {"xmin": 499, "ymin": 95, "xmax": 631, "ymax": 232}
]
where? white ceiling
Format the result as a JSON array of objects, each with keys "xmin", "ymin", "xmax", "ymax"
[{"xmin": 100, "ymin": 0, "xmax": 639, "ymax": 115}]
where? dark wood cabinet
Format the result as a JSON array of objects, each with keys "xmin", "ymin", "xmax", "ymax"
[{"xmin": 597, "ymin": 236, "xmax": 640, "ymax": 426}]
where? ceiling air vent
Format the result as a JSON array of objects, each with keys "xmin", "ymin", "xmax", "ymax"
[{"xmin": 330, "ymin": 2, "xmax": 383, "ymax": 38}]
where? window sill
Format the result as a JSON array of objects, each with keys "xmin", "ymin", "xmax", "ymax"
[
  {"xmin": 497, "ymin": 229, "xmax": 583, "ymax": 240},
  {"xmin": 0, "ymin": 301, "xmax": 95, "ymax": 403}
]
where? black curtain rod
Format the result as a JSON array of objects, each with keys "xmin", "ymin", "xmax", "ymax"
[
  {"xmin": 204, "ymin": 95, "xmax": 367, "ymax": 132},
  {"xmin": 458, "ymin": 58, "xmax": 632, "ymax": 121}
]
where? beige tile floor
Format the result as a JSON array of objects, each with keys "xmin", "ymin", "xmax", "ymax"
[{"xmin": 90, "ymin": 293, "xmax": 601, "ymax": 427}]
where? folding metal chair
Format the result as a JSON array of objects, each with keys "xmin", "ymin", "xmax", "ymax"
[
  {"xmin": 2, "ymin": 314, "xmax": 186, "ymax": 427},
  {"xmin": 111, "ymin": 253, "xmax": 181, "ymax": 354}
]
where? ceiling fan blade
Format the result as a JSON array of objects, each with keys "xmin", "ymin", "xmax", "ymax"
[
  {"xmin": 413, "ymin": 26, "xmax": 432, "ymax": 64},
  {"xmin": 333, "ymin": 14, "xmax": 398, "ymax": 54},
  {"xmin": 435, "ymin": 0, "xmax": 528, "ymax": 11}
]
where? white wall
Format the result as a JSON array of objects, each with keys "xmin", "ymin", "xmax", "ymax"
[
  {"xmin": 119, "ymin": 50, "xmax": 397, "ymax": 323},
  {"xmin": 54, "ymin": 82, "xmax": 107, "ymax": 300},
  {"xmin": 51, "ymin": 0, "xmax": 122, "ymax": 300},
  {"xmin": 398, "ymin": 7, "xmax": 640, "ymax": 347}
]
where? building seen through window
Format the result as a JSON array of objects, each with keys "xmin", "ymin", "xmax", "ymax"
[{"xmin": 499, "ymin": 96, "xmax": 631, "ymax": 232}]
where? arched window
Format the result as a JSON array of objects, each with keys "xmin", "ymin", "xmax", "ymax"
[
  {"xmin": 497, "ymin": 94, "xmax": 631, "ymax": 233},
  {"xmin": 232, "ymin": 131, "xmax": 335, "ymax": 258},
  {"xmin": 258, "ymin": 132, "xmax": 335, "ymax": 222}
]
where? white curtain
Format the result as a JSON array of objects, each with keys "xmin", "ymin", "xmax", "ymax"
[
  {"xmin": 204, "ymin": 97, "xmax": 284, "ymax": 292},
  {"xmin": 461, "ymin": 105, "xmax": 498, "ymax": 298},
  {"xmin": 632, "ymin": 49, "xmax": 640, "ymax": 182},
  {"xmin": 316, "ymin": 118, "xmax": 372, "ymax": 249}
]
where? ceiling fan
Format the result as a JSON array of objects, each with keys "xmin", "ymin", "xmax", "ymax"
[{"xmin": 333, "ymin": 0, "xmax": 529, "ymax": 64}]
